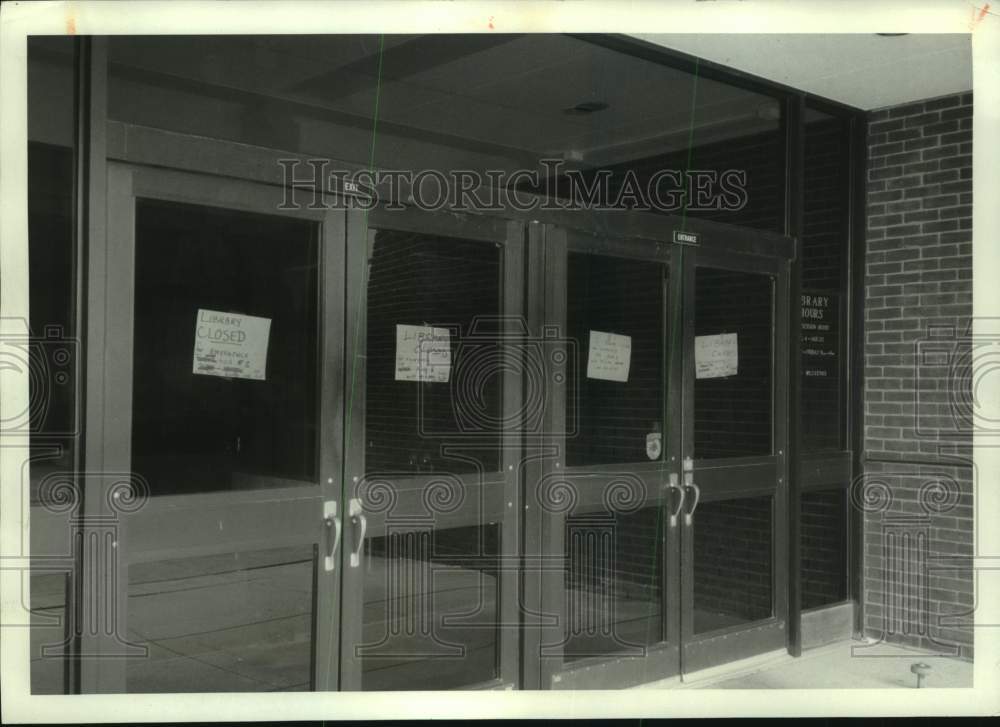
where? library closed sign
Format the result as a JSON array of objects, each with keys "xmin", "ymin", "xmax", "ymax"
[{"xmin": 192, "ymin": 309, "xmax": 271, "ymax": 381}]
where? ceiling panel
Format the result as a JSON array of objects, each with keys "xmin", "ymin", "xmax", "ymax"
[{"xmin": 633, "ymin": 33, "xmax": 972, "ymax": 110}]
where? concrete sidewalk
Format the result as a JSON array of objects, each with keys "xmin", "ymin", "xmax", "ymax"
[{"xmin": 690, "ymin": 640, "xmax": 973, "ymax": 689}]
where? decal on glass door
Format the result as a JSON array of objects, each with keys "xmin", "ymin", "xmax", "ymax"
[
  {"xmin": 695, "ymin": 332, "xmax": 738, "ymax": 379},
  {"xmin": 395, "ymin": 324, "xmax": 452, "ymax": 382},
  {"xmin": 801, "ymin": 292, "xmax": 837, "ymax": 378},
  {"xmin": 646, "ymin": 422, "xmax": 662, "ymax": 461},
  {"xmin": 192, "ymin": 309, "xmax": 271, "ymax": 380},
  {"xmin": 586, "ymin": 330, "xmax": 632, "ymax": 383}
]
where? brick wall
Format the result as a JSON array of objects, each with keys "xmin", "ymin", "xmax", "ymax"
[{"xmin": 864, "ymin": 92, "xmax": 973, "ymax": 659}]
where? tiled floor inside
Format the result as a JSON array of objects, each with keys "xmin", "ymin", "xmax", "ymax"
[{"xmin": 685, "ymin": 639, "xmax": 973, "ymax": 689}]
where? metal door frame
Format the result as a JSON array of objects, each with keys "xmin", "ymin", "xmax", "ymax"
[
  {"xmin": 527, "ymin": 216, "xmax": 793, "ymax": 688},
  {"xmin": 89, "ymin": 161, "xmax": 348, "ymax": 692},
  {"xmin": 678, "ymin": 245, "xmax": 791, "ymax": 674},
  {"xmin": 528, "ymin": 224, "xmax": 683, "ymax": 690},
  {"xmin": 339, "ymin": 204, "xmax": 524, "ymax": 690}
]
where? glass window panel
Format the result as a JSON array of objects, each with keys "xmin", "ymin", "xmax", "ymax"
[
  {"xmin": 801, "ymin": 488, "xmax": 849, "ymax": 610},
  {"xmin": 694, "ymin": 267, "xmax": 773, "ymax": 459},
  {"xmin": 802, "ymin": 108, "xmax": 849, "ymax": 292},
  {"xmin": 566, "ymin": 253, "xmax": 666, "ymax": 466},
  {"xmin": 126, "ymin": 546, "xmax": 315, "ymax": 692},
  {"xmin": 107, "ymin": 35, "xmax": 538, "ymax": 179},
  {"xmin": 594, "ymin": 115, "xmax": 785, "ymax": 233},
  {"xmin": 108, "ymin": 36, "xmax": 783, "ymax": 228},
  {"xmin": 693, "ymin": 496, "xmax": 773, "ymax": 633},
  {"xmin": 359, "ymin": 523, "xmax": 500, "ymax": 690},
  {"xmin": 521, "ymin": 56, "xmax": 785, "ymax": 233},
  {"xmin": 563, "ymin": 505, "xmax": 664, "ymax": 661},
  {"xmin": 364, "ymin": 229, "xmax": 502, "ymax": 476},
  {"xmin": 131, "ymin": 199, "xmax": 319, "ymax": 496},
  {"xmin": 801, "ymin": 107, "xmax": 850, "ymax": 452}
]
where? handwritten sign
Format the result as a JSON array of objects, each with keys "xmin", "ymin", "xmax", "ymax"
[
  {"xmin": 695, "ymin": 333, "xmax": 738, "ymax": 379},
  {"xmin": 192, "ymin": 309, "xmax": 271, "ymax": 381},
  {"xmin": 395, "ymin": 324, "xmax": 451, "ymax": 382},
  {"xmin": 586, "ymin": 331, "xmax": 632, "ymax": 383}
]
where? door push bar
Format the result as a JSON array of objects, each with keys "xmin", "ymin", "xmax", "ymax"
[
  {"xmin": 666, "ymin": 457, "xmax": 701, "ymax": 527},
  {"xmin": 667, "ymin": 472, "xmax": 685, "ymax": 527},
  {"xmin": 349, "ymin": 497, "xmax": 367, "ymax": 568},
  {"xmin": 323, "ymin": 499, "xmax": 342, "ymax": 572},
  {"xmin": 682, "ymin": 456, "xmax": 700, "ymax": 526}
]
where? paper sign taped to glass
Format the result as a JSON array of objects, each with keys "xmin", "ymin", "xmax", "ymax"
[
  {"xmin": 695, "ymin": 332, "xmax": 738, "ymax": 379},
  {"xmin": 586, "ymin": 330, "xmax": 632, "ymax": 382},
  {"xmin": 395, "ymin": 324, "xmax": 452, "ymax": 382},
  {"xmin": 192, "ymin": 309, "xmax": 271, "ymax": 380}
]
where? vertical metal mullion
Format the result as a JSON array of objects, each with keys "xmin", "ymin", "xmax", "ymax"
[
  {"xmin": 540, "ymin": 226, "xmax": 568, "ymax": 687},
  {"xmin": 338, "ymin": 206, "xmax": 369, "ymax": 690},
  {"xmin": 773, "ymin": 262, "xmax": 791, "ymax": 627},
  {"xmin": 314, "ymin": 204, "xmax": 348, "ymax": 691},
  {"xmin": 847, "ymin": 111, "xmax": 869, "ymax": 637},
  {"xmin": 784, "ymin": 93, "xmax": 806, "ymax": 658},
  {"xmin": 520, "ymin": 221, "xmax": 547, "ymax": 690},
  {"xmin": 664, "ymin": 246, "xmax": 684, "ymax": 661},
  {"xmin": 76, "ymin": 35, "xmax": 123, "ymax": 695},
  {"xmin": 678, "ymin": 246, "xmax": 696, "ymax": 669},
  {"xmin": 499, "ymin": 219, "xmax": 525, "ymax": 687},
  {"xmin": 66, "ymin": 34, "xmax": 88, "ymax": 697}
]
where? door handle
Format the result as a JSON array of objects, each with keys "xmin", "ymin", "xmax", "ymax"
[
  {"xmin": 683, "ymin": 471, "xmax": 701, "ymax": 526},
  {"xmin": 349, "ymin": 497, "xmax": 366, "ymax": 568},
  {"xmin": 323, "ymin": 500, "xmax": 341, "ymax": 572},
  {"xmin": 667, "ymin": 472, "xmax": 686, "ymax": 527}
]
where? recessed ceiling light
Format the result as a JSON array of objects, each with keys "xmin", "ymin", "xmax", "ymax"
[
  {"xmin": 564, "ymin": 101, "xmax": 610, "ymax": 115},
  {"xmin": 876, "ymin": 33, "xmax": 909, "ymax": 37}
]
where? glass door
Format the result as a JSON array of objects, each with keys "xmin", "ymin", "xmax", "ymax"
[
  {"xmin": 679, "ymin": 248, "xmax": 790, "ymax": 673},
  {"xmin": 533, "ymin": 226, "xmax": 683, "ymax": 690},
  {"xmin": 531, "ymin": 220, "xmax": 791, "ymax": 688},
  {"xmin": 94, "ymin": 163, "xmax": 347, "ymax": 692},
  {"xmin": 338, "ymin": 207, "xmax": 523, "ymax": 690}
]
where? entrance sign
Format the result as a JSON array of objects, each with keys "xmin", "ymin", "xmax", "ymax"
[
  {"xmin": 586, "ymin": 330, "xmax": 632, "ymax": 382},
  {"xmin": 695, "ymin": 333, "xmax": 738, "ymax": 379},
  {"xmin": 192, "ymin": 309, "xmax": 271, "ymax": 380},
  {"xmin": 672, "ymin": 230, "xmax": 700, "ymax": 246},
  {"xmin": 395, "ymin": 324, "xmax": 452, "ymax": 382}
]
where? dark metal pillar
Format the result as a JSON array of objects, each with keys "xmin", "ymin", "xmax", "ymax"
[{"xmin": 784, "ymin": 93, "xmax": 806, "ymax": 658}]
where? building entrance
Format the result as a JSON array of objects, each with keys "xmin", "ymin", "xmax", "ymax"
[
  {"xmin": 525, "ymin": 219, "xmax": 792, "ymax": 688},
  {"xmin": 90, "ymin": 161, "xmax": 793, "ymax": 692}
]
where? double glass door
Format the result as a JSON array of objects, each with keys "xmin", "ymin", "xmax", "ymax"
[
  {"xmin": 93, "ymin": 163, "xmax": 789, "ymax": 693},
  {"xmin": 97, "ymin": 164, "xmax": 520, "ymax": 692},
  {"xmin": 532, "ymin": 224, "xmax": 790, "ymax": 688}
]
